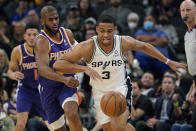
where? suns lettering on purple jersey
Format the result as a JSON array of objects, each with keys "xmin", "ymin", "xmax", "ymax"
[
  {"xmin": 38, "ymin": 27, "xmax": 75, "ymax": 87},
  {"xmin": 18, "ymin": 44, "xmax": 38, "ymax": 88}
]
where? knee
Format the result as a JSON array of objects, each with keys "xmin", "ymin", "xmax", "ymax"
[
  {"xmin": 16, "ymin": 119, "xmax": 27, "ymax": 129},
  {"xmin": 110, "ymin": 123, "xmax": 125, "ymax": 131},
  {"xmin": 64, "ymin": 103, "xmax": 79, "ymax": 122}
]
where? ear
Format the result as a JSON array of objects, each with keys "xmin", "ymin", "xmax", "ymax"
[
  {"xmin": 40, "ymin": 18, "xmax": 44, "ymax": 26},
  {"xmin": 114, "ymin": 26, "xmax": 117, "ymax": 32},
  {"xmin": 96, "ymin": 26, "xmax": 99, "ymax": 34},
  {"xmin": 24, "ymin": 33, "xmax": 26, "ymax": 41}
]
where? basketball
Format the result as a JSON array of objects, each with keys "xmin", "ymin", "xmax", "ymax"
[{"xmin": 100, "ymin": 91, "xmax": 127, "ymax": 117}]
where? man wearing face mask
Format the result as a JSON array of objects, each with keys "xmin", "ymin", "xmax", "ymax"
[
  {"xmin": 134, "ymin": 15, "xmax": 171, "ymax": 78},
  {"xmin": 125, "ymin": 12, "xmax": 140, "ymax": 37}
]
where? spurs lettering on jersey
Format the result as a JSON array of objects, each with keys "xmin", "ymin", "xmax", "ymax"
[
  {"xmin": 87, "ymin": 35, "xmax": 127, "ymax": 92},
  {"xmin": 49, "ymin": 49, "xmax": 72, "ymax": 61},
  {"xmin": 22, "ymin": 62, "xmax": 37, "ymax": 70},
  {"xmin": 91, "ymin": 59, "xmax": 123, "ymax": 70}
]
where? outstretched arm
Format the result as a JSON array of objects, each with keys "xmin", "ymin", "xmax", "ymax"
[
  {"xmin": 122, "ymin": 36, "xmax": 187, "ymax": 72},
  {"xmin": 34, "ymin": 35, "xmax": 79, "ymax": 87},
  {"xmin": 53, "ymin": 40, "xmax": 102, "ymax": 81}
]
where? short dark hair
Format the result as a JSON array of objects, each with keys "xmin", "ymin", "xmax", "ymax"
[
  {"xmin": 132, "ymin": 79, "xmax": 143, "ymax": 89},
  {"xmin": 162, "ymin": 75, "xmax": 176, "ymax": 83},
  {"xmin": 97, "ymin": 15, "xmax": 116, "ymax": 26},
  {"xmin": 40, "ymin": 5, "xmax": 57, "ymax": 19},
  {"xmin": 25, "ymin": 22, "xmax": 39, "ymax": 31}
]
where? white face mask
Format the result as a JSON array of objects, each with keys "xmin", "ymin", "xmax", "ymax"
[{"xmin": 128, "ymin": 22, "xmax": 137, "ymax": 29}]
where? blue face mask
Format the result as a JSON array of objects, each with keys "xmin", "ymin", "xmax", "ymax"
[{"xmin": 143, "ymin": 21, "xmax": 153, "ymax": 30}]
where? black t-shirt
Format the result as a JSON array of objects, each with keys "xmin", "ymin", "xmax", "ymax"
[{"xmin": 134, "ymin": 94, "xmax": 154, "ymax": 121}]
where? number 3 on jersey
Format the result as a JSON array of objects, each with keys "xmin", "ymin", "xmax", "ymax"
[{"xmin": 102, "ymin": 71, "xmax": 110, "ymax": 79}]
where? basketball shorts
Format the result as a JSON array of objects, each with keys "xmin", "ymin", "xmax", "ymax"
[
  {"xmin": 39, "ymin": 84, "xmax": 78, "ymax": 130},
  {"xmin": 92, "ymin": 82, "xmax": 132, "ymax": 125},
  {"xmin": 16, "ymin": 85, "xmax": 47, "ymax": 121}
]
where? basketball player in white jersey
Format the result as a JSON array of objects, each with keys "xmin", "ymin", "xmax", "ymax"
[
  {"xmin": 180, "ymin": 0, "xmax": 196, "ymax": 104},
  {"xmin": 53, "ymin": 15, "xmax": 186, "ymax": 131}
]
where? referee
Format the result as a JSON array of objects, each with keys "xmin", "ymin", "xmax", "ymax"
[{"xmin": 180, "ymin": 0, "xmax": 196, "ymax": 130}]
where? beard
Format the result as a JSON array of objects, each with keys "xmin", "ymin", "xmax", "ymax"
[{"xmin": 45, "ymin": 23, "xmax": 59, "ymax": 34}]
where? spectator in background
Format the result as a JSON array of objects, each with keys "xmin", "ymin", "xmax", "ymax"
[
  {"xmin": 62, "ymin": 5, "xmax": 83, "ymax": 42},
  {"xmin": 153, "ymin": 0, "xmax": 178, "ymax": 19},
  {"xmin": 0, "ymin": 49, "xmax": 15, "ymax": 97},
  {"xmin": 171, "ymin": 85, "xmax": 195, "ymax": 131},
  {"xmin": 0, "ymin": 21, "xmax": 12, "ymax": 57},
  {"xmin": 164, "ymin": 70, "xmax": 185, "ymax": 100},
  {"xmin": 134, "ymin": 15, "xmax": 170, "ymax": 78},
  {"xmin": 24, "ymin": 9, "xmax": 40, "ymax": 25},
  {"xmin": 124, "ymin": 12, "xmax": 140, "ymax": 37},
  {"xmin": 11, "ymin": 0, "xmax": 34, "ymax": 24},
  {"xmin": 129, "ymin": 79, "xmax": 154, "ymax": 127},
  {"xmin": 0, "ymin": 49, "xmax": 16, "ymax": 98},
  {"xmin": 0, "ymin": 0, "xmax": 9, "ymax": 23},
  {"xmin": 0, "ymin": 100, "xmax": 15, "ymax": 131},
  {"xmin": 101, "ymin": 0, "xmax": 131, "ymax": 34},
  {"xmin": 92, "ymin": 0, "xmax": 110, "ymax": 17},
  {"xmin": 140, "ymin": 71, "xmax": 155, "ymax": 96},
  {"xmin": 83, "ymin": 28, "xmax": 96, "ymax": 41},
  {"xmin": 10, "ymin": 21, "xmax": 25, "ymax": 48},
  {"xmin": 84, "ymin": 17, "xmax": 96, "ymax": 30},
  {"xmin": 156, "ymin": 14, "xmax": 179, "ymax": 45},
  {"xmin": 3, "ymin": 87, "xmax": 17, "ymax": 123},
  {"xmin": 78, "ymin": 0, "xmax": 97, "ymax": 20},
  {"xmin": 0, "ymin": 49, "xmax": 9, "ymax": 79},
  {"xmin": 136, "ymin": 76, "xmax": 183, "ymax": 131},
  {"xmin": 0, "ymin": 21, "xmax": 10, "ymax": 46}
]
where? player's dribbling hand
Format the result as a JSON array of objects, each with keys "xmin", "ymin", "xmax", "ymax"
[
  {"xmin": 167, "ymin": 60, "xmax": 187, "ymax": 73},
  {"xmin": 63, "ymin": 77, "xmax": 79, "ymax": 88},
  {"xmin": 84, "ymin": 67, "xmax": 102, "ymax": 81},
  {"xmin": 13, "ymin": 71, "xmax": 24, "ymax": 81}
]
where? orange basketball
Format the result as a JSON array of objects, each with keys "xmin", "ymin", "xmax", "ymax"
[{"xmin": 100, "ymin": 91, "xmax": 127, "ymax": 117}]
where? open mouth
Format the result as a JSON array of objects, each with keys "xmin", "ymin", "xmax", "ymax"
[{"xmin": 52, "ymin": 27, "xmax": 58, "ymax": 30}]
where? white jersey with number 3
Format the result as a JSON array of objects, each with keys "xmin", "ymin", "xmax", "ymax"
[{"xmin": 87, "ymin": 35, "xmax": 127, "ymax": 92}]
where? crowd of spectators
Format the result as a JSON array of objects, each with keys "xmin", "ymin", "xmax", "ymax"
[{"xmin": 0, "ymin": 0, "xmax": 196, "ymax": 131}]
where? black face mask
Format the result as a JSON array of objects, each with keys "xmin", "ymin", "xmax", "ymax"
[{"xmin": 79, "ymin": 99, "xmax": 88, "ymax": 108}]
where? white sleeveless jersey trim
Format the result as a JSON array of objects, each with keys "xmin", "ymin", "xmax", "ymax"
[
  {"xmin": 87, "ymin": 37, "xmax": 96, "ymax": 64},
  {"xmin": 87, "ymin": 35, "xmax": 126, "ymax": 92},
  {"xmin": 96, "ymin": 36, "xmax": 116, "ymax": 56},
  {"xmin": 119, "ymin": 36, "xmax": 126, "ymax": 61}
]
